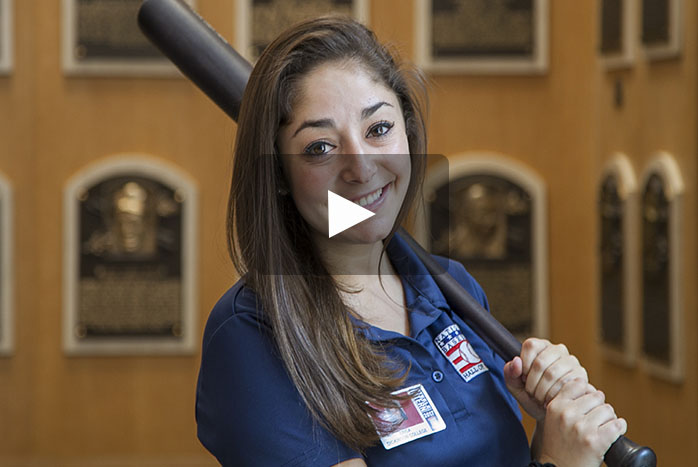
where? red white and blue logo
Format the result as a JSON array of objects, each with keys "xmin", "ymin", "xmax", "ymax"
[{"xmin": 434, "ymin": 324, "xmax": 488, "ymax": 382}]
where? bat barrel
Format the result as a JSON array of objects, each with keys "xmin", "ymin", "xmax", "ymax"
[{"xmin": 137, "ymin": 0, "xmax": 251, "ymax": 121}]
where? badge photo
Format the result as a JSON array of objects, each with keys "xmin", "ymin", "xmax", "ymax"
[{"xmin": 370, "ymin": 384, "xmax": 446, "ymax": 450}]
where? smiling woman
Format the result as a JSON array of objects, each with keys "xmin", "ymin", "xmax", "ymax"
[
  {"xmin": 277, "ymin": 61, "xmax": 411, "ymax": 247},
  {"xmin": 195, "ymin": 15, "xmax": 626, "ymax": 467}
]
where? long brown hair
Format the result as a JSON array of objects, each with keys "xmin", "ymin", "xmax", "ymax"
[{"xmin": 227, "ymin": 16, "xmax": 428, "ymax": 451}]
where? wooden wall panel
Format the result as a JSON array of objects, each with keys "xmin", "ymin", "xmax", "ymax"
[
  {"xmin": 596, "ymin": 0, "xmax": 698, "ymax": 464},
  {"xmin": 0, "ymin": 0, "xmax": 37, "ymax": 461},
  {"xmin": 28, "ymin": 0, "xmax": 233, "ymax": 464}
]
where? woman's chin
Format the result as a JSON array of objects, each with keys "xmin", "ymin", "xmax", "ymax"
[{"xmin": 333, "ymin": 222, "xmax": 395, "ymax": 245}]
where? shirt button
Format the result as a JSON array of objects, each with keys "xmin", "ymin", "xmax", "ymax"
[{"xmin": 431, "ymin": 370, "xmax": 444, "ymax": 383}]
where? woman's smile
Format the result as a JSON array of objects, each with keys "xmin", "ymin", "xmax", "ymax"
[{"xmin": 350, "ymin": 181, "xmax": 391, "ymax": 211}]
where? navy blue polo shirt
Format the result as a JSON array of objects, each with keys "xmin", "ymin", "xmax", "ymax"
[{"xmin": 196, "ymin": 235, "xmax": 531, "ymax": 466}]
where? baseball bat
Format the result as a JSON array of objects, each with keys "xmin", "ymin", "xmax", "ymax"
[
  {"xmin": 137, "ymin": 1, "xmax": 657, "ymax": 465},
  {"xmin": 397, "ymin": 230, "xmax": 657, "ymax": 467}
]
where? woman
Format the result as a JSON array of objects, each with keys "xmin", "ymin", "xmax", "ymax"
[{"xmin": 196, "ymin": 16, "xmax": 626, "ymax": 467}]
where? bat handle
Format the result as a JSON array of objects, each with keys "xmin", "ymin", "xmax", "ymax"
[{"xmin": 605, "ymin": 436, "xmax": 656, "ymax": 467}]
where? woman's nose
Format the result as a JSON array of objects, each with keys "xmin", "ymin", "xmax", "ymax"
[
  {"xmin": 341, "ymin": 134, "xmax": 366, "ymax": 156},
  {"xmin": 341, "ymin": 153, "xmax": 377, "ymax": 184}
]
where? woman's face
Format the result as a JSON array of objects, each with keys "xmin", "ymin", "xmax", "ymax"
[{"xmin": 277, "ymin": 61, "xmax": 411, "ymax": 245}]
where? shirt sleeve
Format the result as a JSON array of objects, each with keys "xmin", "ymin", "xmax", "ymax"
[{"xmin": 196, "ymin": 289, "xmax": 362, "ymax": 467}]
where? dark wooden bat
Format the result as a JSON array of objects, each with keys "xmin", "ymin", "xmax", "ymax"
[{"xmin": 137, "ymin": 1, "xmax": 657, "ymax": 465}]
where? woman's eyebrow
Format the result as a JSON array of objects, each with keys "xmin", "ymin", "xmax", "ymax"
[
  {"xmin": 292, "ymin": 118, "xmax": 334, "ymax": 138},
  {"xmin": 362, "ymin": 101, "xmax": 392, "ymax": 119},
  {"xmin": 291, "ymin": 102, "xmax": 393, "ymax": 138}
]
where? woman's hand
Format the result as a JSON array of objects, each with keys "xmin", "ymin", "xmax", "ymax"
[
  {"xmin": 535, "ymin": 379, "xmax": 627, "ymax": 467},
  {"xmin": 503, "ymin": 338, "xmax": 588, "ymax": 421}
]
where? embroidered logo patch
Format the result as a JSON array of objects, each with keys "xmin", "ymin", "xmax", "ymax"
[{"xmin": 434, "ymin": 324, "xmax": 488, "ymax": 382}]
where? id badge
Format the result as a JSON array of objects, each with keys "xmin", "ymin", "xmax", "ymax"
[{"xmin": 371, "ymin": 384, "xmax": 446, "ymax": 450}]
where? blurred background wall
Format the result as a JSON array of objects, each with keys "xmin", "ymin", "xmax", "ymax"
[{"xmin": 0, "ymin": 0, "xmax": 695, "ymax": 465}]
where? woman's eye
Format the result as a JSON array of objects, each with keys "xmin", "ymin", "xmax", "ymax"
[
  {"xmin": 303, "ymin": 141, "xmax": 335, "ymax": 155},
  {"xmin": 367, "ymin": 121, "xmax": 394, "ymax": 138}
]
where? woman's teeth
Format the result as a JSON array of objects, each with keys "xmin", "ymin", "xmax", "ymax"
[{"xmin": 356, "ymin": 187, "xmax": 383, "ymax": 207}]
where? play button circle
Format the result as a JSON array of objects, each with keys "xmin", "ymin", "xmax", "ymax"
[{"xmin": 327, "ymin": 190, "xmax": 375, "ymax": 238}]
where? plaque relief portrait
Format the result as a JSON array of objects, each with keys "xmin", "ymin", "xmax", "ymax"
[
  {"xmin": 639, "ymin": 153, "xmax": 684, "ymax": 382},
  {"xmin": 424, "ymin": 155, "xmax": 548, "ymax": 339},
  {"xmin": 599, "ymin": 174, "xmax": 625, "ymax": 350},
  {"xmin": 597, "ymin": 156, "xmax": 639, "ymax": 366},
  {"xmin": 0, "ymin": 0, "xmax": 13, "ymax": 75},
  {"xmin": 78, "ymin": 178, "xmax": 182, "ymax": 338},
  {"xmin": 431, "ymin": 176, "xmax": 532, "ymax": 335},
  {"xmin": 64, "ymin": 158, "xmax": 198, "ymax": 355},
  {"xmin": 641, "ymin": 174, "xmax": 670, "ymax": 363},
  {"xmin": 236, "ymin": 0, "xmax": 369, "ymax": 62},
  {"xmin": 62, "ymin": 0, "xmax": 196, "ymax": 75},
  {"xmin": 415, "ymin": 0, "xmax": 549, "ymax": 74},
  {"xmin": 641, "ymin": 0, "xmax": 682, "ymax": 59}
]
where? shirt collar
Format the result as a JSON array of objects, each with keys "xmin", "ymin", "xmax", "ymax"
[
  {"xmin": 386, "ymin": 232, "xmax": 451, "ymax": 311},
  {"xmin": 352, "ymin": 233, "xmax": 452, "ymax": 341}
]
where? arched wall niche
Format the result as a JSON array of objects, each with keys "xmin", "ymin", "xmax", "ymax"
[{"xmin": 418, "ymin": 152, "xmax": 548, "ymax": 339}]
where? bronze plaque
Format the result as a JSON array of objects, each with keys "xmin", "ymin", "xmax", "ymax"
[
  {"xmin": 72, "ymin": 0, "xmax": 165, "ymax": 63},
  {"xmin": 641, "ymin": 173, "xmax": 670, "ymax": 363},
  {"xmin": 247, "ymin": 0, "xmax": 355, "ymax": 60},
  {"xmin": 430, "ymin": 174, "xmax": 533, "ymax": 335},
  {"xmin": 599, "ymin": 174, "xmax": 625, "ymax": 349},
  {"xmin": 642, "ymin": 0, "xmax": 670, "ymax": 47},
  {"xmin": 600, "ymin": 0, "xmax": 623, "ymax": 55},
  {"xmin": 431, "ymin": 0, "xmax": 535, "ymax": 59},
  {"xmin": 77, "ymin": 176, "xmax": 183, "ymax": 339}
]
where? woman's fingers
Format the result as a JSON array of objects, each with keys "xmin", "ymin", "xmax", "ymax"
[
  {"xmin": 549, "ymin": 378, "xmax": 597, "ymax": 409},
  {"xmin": 584, "ymin": 402, "xmax": 627, "ymax": 440},
  {"xmin": 538, "ymin": 357, "xmax": 588, "ymax": 406},
  {"xmin": 521, "ymin": 338, "xmax": 589, "ymax": 406},
  {"xmin": 538, "ymin": 380, "xmax": 625, "ymax": 467},
  {"xmin": 503, "ymin": 356, "xmax": 525, "ymax": 394},
  {"xmin": 520, "ymin": 338, "xmax": 550, "ymax": 376},
  {"xmin": 598, "ymin": 417, "xmax": 628, "ymax": 447},
  {"xmin": 564, "ymin": 401, "xmax": 626, "ymax": 455},
  {"xmin": 569, "ymin": 390, "xmax": 606, "ymax": 418}
]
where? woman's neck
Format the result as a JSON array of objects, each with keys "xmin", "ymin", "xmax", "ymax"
[
  {"xmin": 313, "ymin": 234, "xmax": 410, "ymax": 335},
  {"xmin": 313, "ymin": 234, "xmax": 389, "ymax": 280}
]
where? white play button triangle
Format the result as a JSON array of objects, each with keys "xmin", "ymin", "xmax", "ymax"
[{"xmin": 328, "ymin": 190, "xmax": 375, "ymax": 238}]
